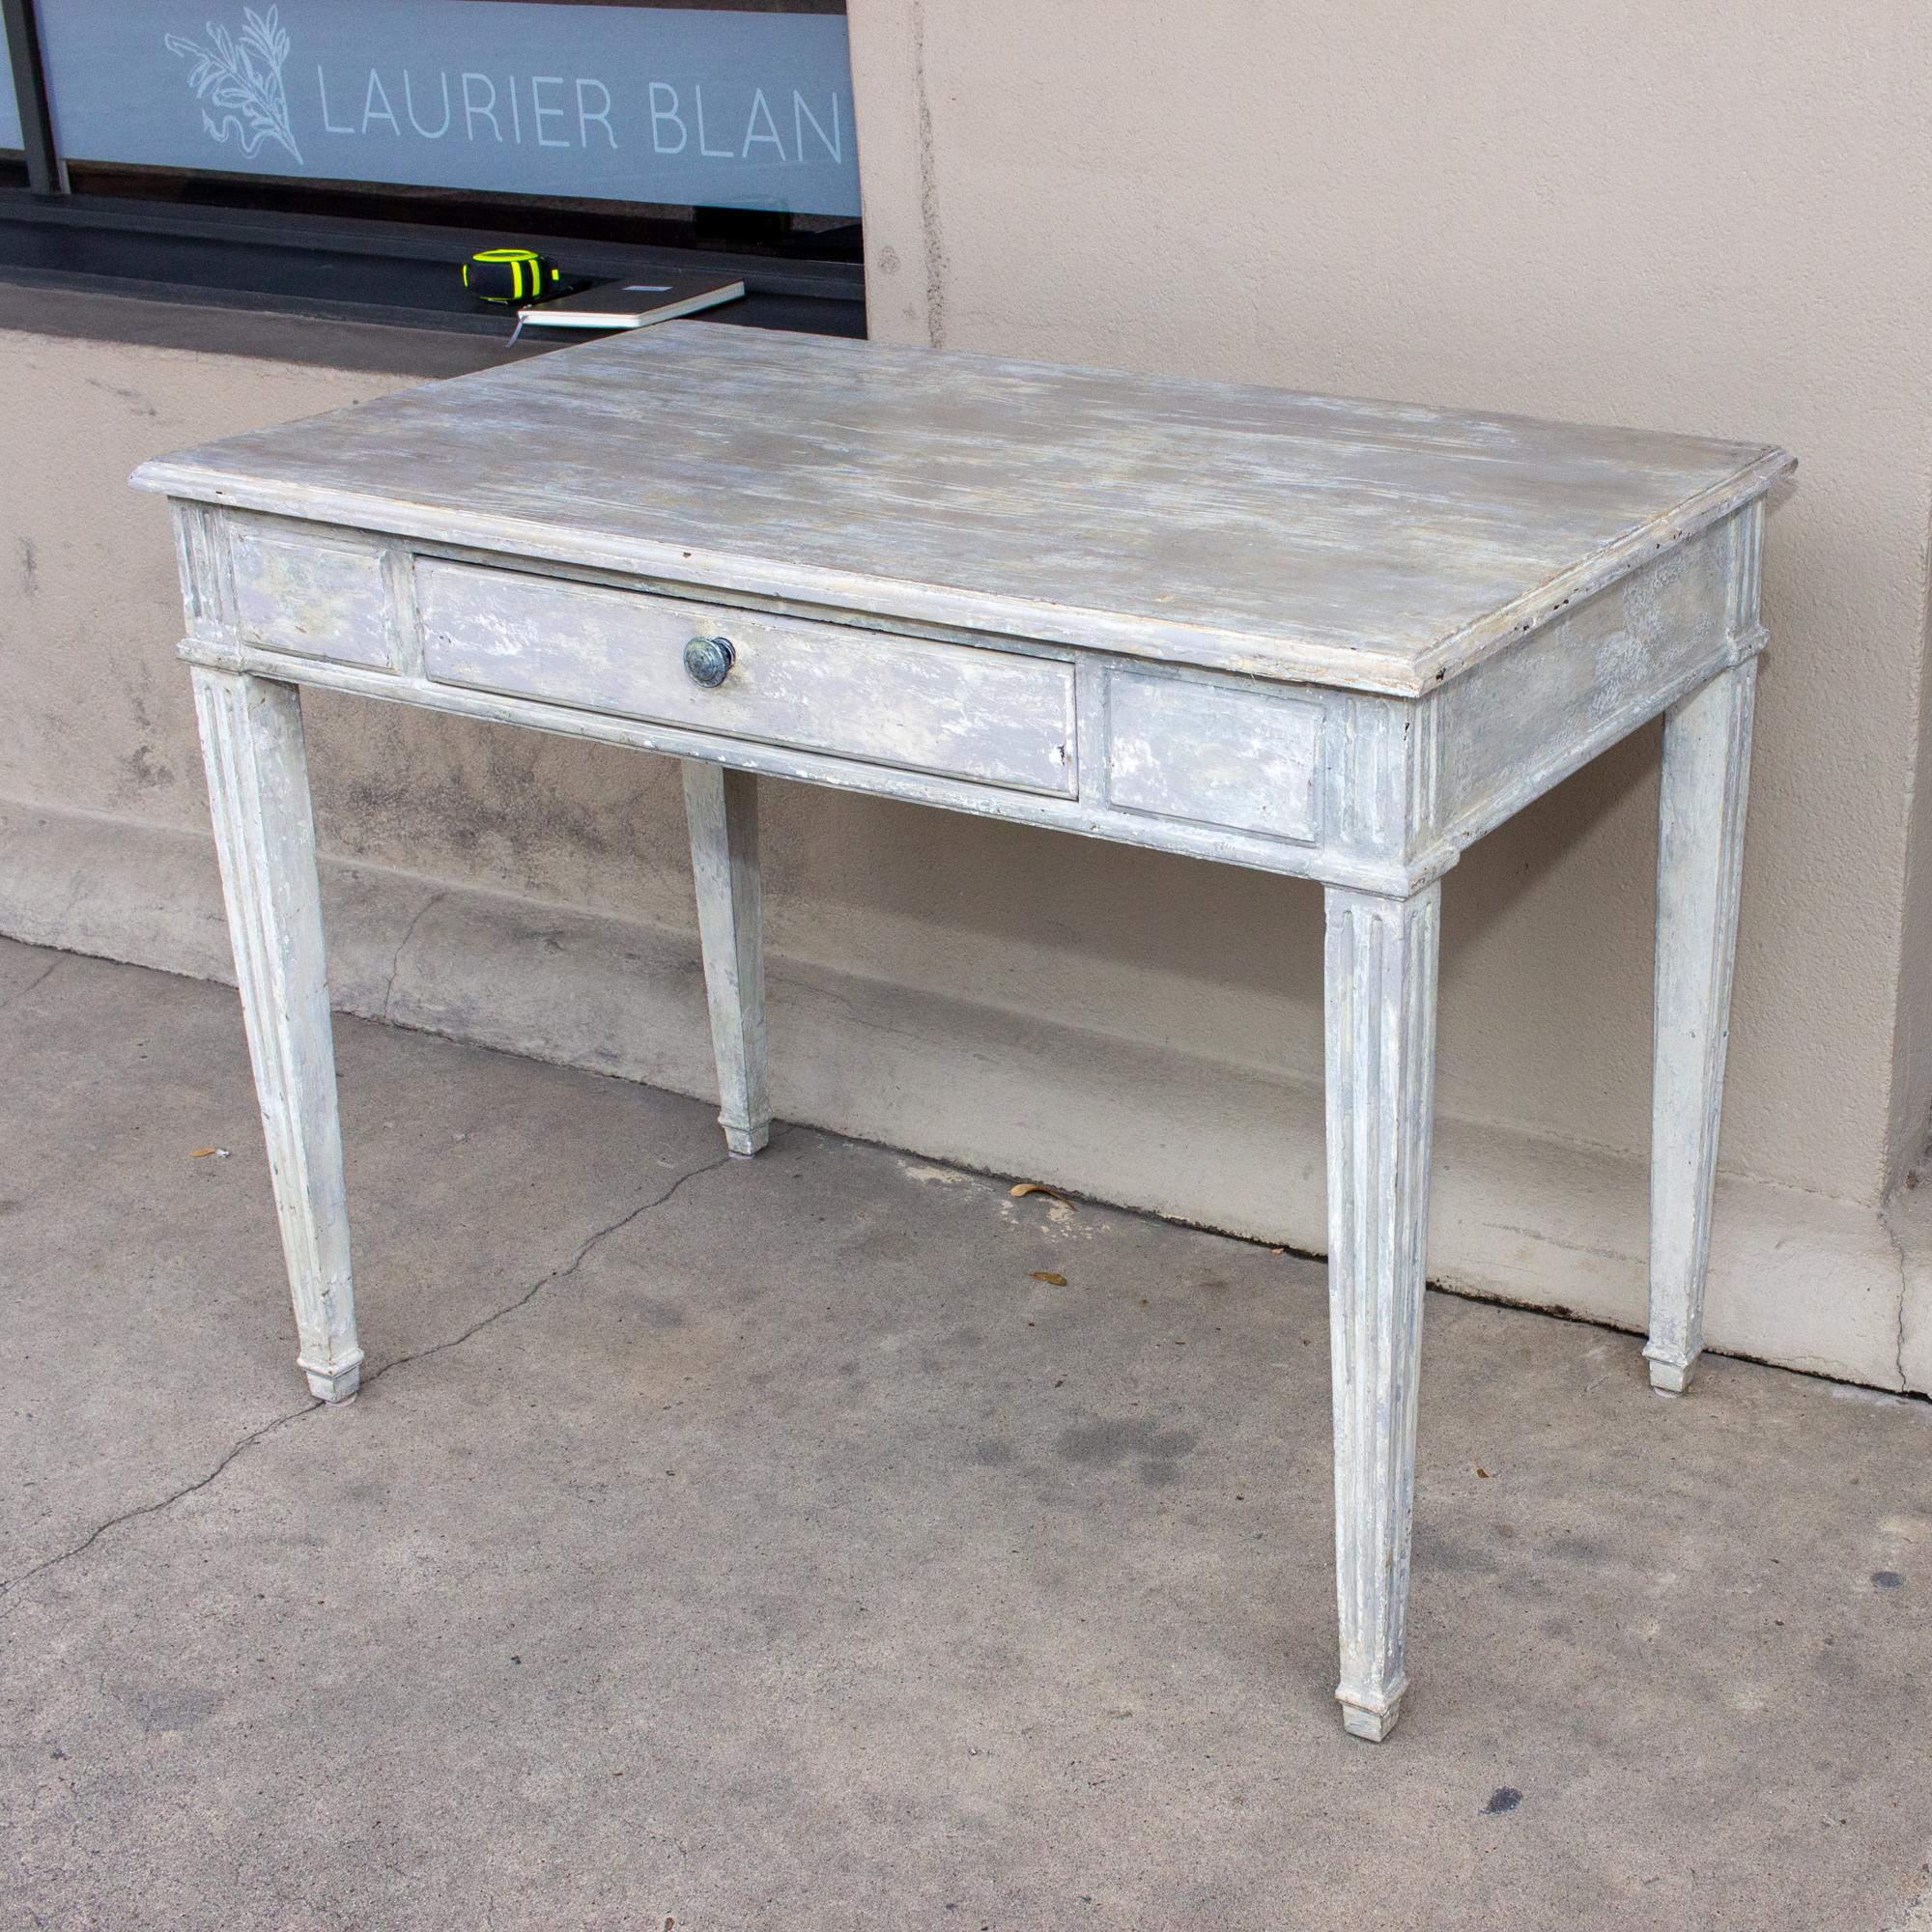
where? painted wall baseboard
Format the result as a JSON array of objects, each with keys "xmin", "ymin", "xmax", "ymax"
[{"xmin": 1, "ymin": 794, "xmax": 1914, "ymax": 1394}]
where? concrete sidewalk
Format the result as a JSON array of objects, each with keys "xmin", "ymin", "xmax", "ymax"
[{"xmin": 3, "ymin": 932, "xmax": 1930, "ymax": 1930}]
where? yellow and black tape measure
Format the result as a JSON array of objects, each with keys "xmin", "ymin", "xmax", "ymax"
[{"xmin": 463, "ymin": 248, "xmax": 563, "ymax": 304}]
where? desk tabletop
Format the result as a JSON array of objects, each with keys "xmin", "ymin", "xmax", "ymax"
[{"xmin": 135, "ymin": 325, "xmax": 1791, "ymax": 694}]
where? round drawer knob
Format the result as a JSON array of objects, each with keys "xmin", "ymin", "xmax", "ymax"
[{"xmin": 683, "ymin": 635, "xmax": 735, "ymax": 688}]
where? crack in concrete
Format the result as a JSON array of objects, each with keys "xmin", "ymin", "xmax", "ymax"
[
  {"xmin": 0, "ymin": 1397, "xmax": 316, "ymax": 1616},
  {"xmin": 382, "ymin": 891, "xmax": 445, "ymax": 1023},
  {"xmin": 352, "ymin": 1144, "xmax": 742, "ymax": 1395},
  {"xmin": 0, "ymin": 953, "xmax": 63, "ymax": 1016},
  {"xmin": 0, "ymin": 1140, "xmax": 753, "ymax": 1618}
]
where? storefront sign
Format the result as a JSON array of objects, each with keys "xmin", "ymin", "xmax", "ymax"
[{"xmin": 40, "ymin": 1, "xmax": 860, "ymax": 214}]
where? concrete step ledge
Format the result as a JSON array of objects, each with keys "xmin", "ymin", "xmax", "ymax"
[{"xmin": 0, "ymin": 794, "xmax": 1913, "ymax": 1393}]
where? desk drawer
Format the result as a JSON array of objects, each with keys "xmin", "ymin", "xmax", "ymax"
[{"xmin": 416, "ymin": 561, "xmax": 1077, "ymax": 797}]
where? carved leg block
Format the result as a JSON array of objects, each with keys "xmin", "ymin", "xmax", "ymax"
[
  {"xmin": 1323, "ymin": 882, "xmax": 1440, "ymax": 1742},
  {"xmin": 192, "ymin": 667, "xmax": 362, "ymax": 1403},
  {"xmin": 683, "ymin": 761, "xmax": 770, "ymax": 1156},
  {"xmin": 1647, "ymin": 659, "xmax": 1756, "ymax": 1395}
]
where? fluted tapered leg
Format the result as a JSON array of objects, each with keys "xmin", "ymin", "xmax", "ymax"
[
  {"xmin": 1646, "ymin": 659, "xmax": 1756, "ymax": 1394},
  {"xmin": 1323, "ymin": 881, "xmax": 1440, "ymax": 1742},
  {"xmin": 192, "ymin": 667, "xmax": 361, "ymax": 1403},
  {"xmin": 683, "ymin": 761, "xmax": 770, "ymax": 1155}
]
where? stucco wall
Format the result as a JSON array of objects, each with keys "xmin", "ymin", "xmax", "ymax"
[
  {"xmin": 5, "ymin": 0, "xmax": 1932, "ymax": 1390},
  {"xmin": 848, "ymin": 0, "xmax": 1932, "ymax": 1207}
]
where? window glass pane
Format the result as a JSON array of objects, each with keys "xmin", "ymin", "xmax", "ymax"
[
  {"xmin": 40, "ymin": 1, "xmax": 859, "ymax": 215},
  {"xmin": 0, "ymin": 25, "xmax": 21, "ymax": 151}
]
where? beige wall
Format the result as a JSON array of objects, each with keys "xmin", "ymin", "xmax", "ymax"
[
  {"xmin": 850, "ymin": 0, "xmax": 1932, "ymax": 1206},
  {"xmin": 6, "ymin": 0, "xmax": 1932, "ymax": 1389},
  {"xmin": 0, "ymin": 332, "xmax": 717, "ymax": 914}
]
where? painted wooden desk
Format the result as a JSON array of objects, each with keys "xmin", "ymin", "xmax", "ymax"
[{"xmin": 133, "ymin": 326, "xmax": 1792, "ymax": 1741}]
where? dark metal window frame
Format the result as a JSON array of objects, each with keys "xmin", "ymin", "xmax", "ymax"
[
  {"xmin": 2, "ymin": 0, "xmax": 62, "ymax": 191},
  {"xmin": 0, "ymin": 0, "xmax": 864, "ymax": 333}
]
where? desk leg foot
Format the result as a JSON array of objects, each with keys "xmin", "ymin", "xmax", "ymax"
[
  {"xmin": 302, "ymin": 1355, "xmax": 364, "ymax": 1404},
  {"xmin": 1324, "ymin": 882, "xmax": 1440, "ymax": 1745},
  {"xmin": 192, "ymin": 668, "xmax": 362, "ymax": 1401},
  {"xmin": 1648, "ymin": 658, "xmax": 1756, "ymax": 1399},
  {"xmin": 1339, "ymin": 1685, "xmax": 1406, "ymax": 1742},
  {"xmin": 1645, "ymin": 1352, "xmax": 1694, "ymax": 1395},
  {"xmin": 683, "ymin": 761, "xmax": 771, "ymax": 1158}
]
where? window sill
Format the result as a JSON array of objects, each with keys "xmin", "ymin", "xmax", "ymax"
[{"xmin": 0, "ymin": 190, "xmax": 866, "ymax": 377}]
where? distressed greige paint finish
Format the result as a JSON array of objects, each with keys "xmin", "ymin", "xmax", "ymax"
[
  {"xmin": 140, "ymin": 327, "xmax": 1791, "ymax": 1738},
  {"xmin": 168, "ymin": 615, "xmax": 1441, "ymax": 894},
  {"xmin": 1434, "ymin": 513, "xmax": 1745, "ymax": 850},
  {"xmin": 190, "ymin": 665, "xmax": 362, "ymax": 1402},
  {"xmin": 1647, "ymin": 656, "xmax": 1758, "ymax": 1392},
  {"xmin": 229, "ymin": 523, "xmax": 395, "ymax": 669},
  {"xmin": 682, "ymin": 760, "xmax": 770, "ymax": 1156},
  {"xmin": 134, "ymin": 325, "xmax": 1786, "ymax": 694},
  {"xmin": 417, "ymin": 555, "xmax": 1078, "ymax": 796},
  {"xmin": 1105, "ymin": 668, "xmax": 1321, "ymax": 845},
  {"xmin": 1324, "ymin": 882, "xmax": 1439, "ymax": 1741}
]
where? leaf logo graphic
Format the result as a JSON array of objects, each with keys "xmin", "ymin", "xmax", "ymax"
[{"xmin": 165, "ymin": 7, "xmax": 303, "ymax": 166}]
